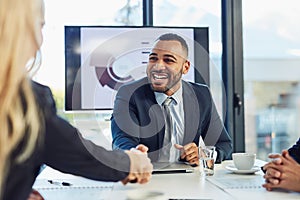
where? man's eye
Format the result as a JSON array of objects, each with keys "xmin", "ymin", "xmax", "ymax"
[
  {"xmin": 149, "ymin": 57, "xmax": 158, "ymax": 61},
  {"xmin": 164, "ymin": 58, "xmax": 175, "ymax": 63}
]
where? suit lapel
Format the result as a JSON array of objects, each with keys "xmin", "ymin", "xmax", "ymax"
[
  {"xmin": 182, "ymin": 81, "xmax": 200, "ymax": 145},
  {"xmin": 143, "ymin": 83, "xmax": 165, "ymax": 153}
]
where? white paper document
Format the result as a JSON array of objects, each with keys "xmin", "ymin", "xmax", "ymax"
[
  {"xmin": 206, "ymin": 175, "xmax": 264, "ymax": 190},
  {"xmin": 33, "ymin": 178, "xmax": 114, "ymax": 190}
]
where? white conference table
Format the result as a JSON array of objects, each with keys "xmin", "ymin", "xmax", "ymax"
[{"xmin": 34, "ymin": 160, "xmax": 300, "ymax": 200}]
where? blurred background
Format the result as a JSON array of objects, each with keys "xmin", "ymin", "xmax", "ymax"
[{"xmin": 35, "ymin": 0, "xmax": 300, "ymax": 160}]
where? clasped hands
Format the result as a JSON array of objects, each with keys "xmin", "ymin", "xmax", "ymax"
[{"xmin": 262, "ymin": 150, "xmax": 300, "ymax": 192}]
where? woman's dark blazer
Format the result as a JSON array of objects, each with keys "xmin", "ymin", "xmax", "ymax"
[{"xmin": 3, "ymin": 81, "xmax": 130, "ymax": 200}]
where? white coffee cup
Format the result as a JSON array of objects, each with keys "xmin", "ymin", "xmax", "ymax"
[{"xmin": 232, "ymin": 153, "xmax": 256, "ymax": 170}]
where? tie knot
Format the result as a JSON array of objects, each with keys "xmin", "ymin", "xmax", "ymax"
[{"xmin": 163, "ymin": 97, "xmax": 173, "ymax": 106}]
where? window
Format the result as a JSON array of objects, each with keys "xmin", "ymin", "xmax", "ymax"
[{"xmin": 243, "ymin": 0, "xmax": 300, "ymax": 160}]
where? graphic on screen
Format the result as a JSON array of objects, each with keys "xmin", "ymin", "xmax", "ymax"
[{"xmin": 65, "ymin": 26, "xmax": 208, "ymax": 111}]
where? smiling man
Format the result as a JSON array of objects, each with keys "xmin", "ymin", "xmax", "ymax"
[
  {"xmin": 111, "ymin": 33, "xmax": 232, "ymax": 165},
  {"xmin": 146, "ymin": 34, "xmax": 189, "ymax": 96}
]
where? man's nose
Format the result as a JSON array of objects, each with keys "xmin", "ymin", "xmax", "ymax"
[{"xmin": 153, "ymin": 61, "xmax": 165, "ymax": 69}]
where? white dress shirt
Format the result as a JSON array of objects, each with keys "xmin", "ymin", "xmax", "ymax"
[{"xmin": 155, "ymin": 84, "xmax": 184, "ymax": 162}]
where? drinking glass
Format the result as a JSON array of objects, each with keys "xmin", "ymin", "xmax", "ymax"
[{"xmin": 199, "ymin": 146, "xmax": 216, "ymax": 176}]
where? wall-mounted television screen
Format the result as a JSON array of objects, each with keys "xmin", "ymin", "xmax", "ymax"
[{"xmin": 65, "ymin": 26, "xmax": 209, "ymax": 111}]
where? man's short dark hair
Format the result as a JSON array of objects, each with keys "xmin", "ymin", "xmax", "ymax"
[{"xmin": 156, "ymin": 33, "xmax": 189, "ymax": 57}]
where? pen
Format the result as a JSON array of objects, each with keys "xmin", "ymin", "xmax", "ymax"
[{"xmin": 47, "ymin": 180, "xmax": 72, "ymax": 186}]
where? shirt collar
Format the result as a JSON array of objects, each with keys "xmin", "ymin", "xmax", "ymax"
[{"xmin": 154, "ymin": 82, "xmax": 183, "ymax": 106}]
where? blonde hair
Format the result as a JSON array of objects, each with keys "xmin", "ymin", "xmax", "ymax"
[{"xmin": 0, "ymin": 0, "xmax": 43, "ymax": 196}]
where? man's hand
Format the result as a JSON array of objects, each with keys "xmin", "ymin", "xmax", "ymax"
[
  {"xmin": 122, "ymin": 145, "xmax": 153, "ymax": 185},
  {"xmin": 262, "ymin": 150, "xmax": 300, "ymax": 192},
  {"xmin": 174, "ymin": 143, "xmax": 199, "ymax": 166},
  {"xmin": 135, "ymin": 144, "xmax": 149, "ymax": 153}
]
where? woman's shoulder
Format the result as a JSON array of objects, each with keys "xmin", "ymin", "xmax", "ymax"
[
  {"xmin": 31, "ymin": 81, "xmax": 56, "ymax": 112},
  {"xmin": 31, "ymin": 81, "xmax": 51, "ymax": 94}
]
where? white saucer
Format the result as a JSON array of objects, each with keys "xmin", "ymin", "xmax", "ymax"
[{"xmin": 225, "ymin": 165, "xmax": 261, "ymax": 174}]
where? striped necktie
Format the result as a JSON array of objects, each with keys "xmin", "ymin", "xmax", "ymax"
[{"xmin": 159, "ymin": 97, "xmax": 173, "ymax": 162}]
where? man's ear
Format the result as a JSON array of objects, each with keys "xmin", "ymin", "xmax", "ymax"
[{"xmin": 182, "ymin": 60, "xmax": 190, "ymax": 74}]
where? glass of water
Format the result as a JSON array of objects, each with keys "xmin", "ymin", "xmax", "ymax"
[{"xmin": 199, "ymin": 146, "xmax": 216, "ymax": 176}]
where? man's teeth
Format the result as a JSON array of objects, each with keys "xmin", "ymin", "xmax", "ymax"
[{"xmin": 154, "ymin": 74, "xmax": 167, "ymax": 79}]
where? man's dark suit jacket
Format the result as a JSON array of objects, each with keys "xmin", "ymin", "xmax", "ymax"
[
  {"xmin": 111, "ymin": 77, "xmax": 233, "ymax": 163},
  {"xmin": 289, "ymin": 138, "xmax": 300, "ymax": 163},
  {"xmin": 3, "ymin": 81, "xmax": 130, "ymax": 200}
]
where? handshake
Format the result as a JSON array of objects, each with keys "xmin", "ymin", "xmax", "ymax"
[
  {"xmin": 121, "ymin": 142, "xmax": 200, "ymax": 185},
  {"xmin": 122, "ymin": 144, "xmax": 153, "ymax": 185}
]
